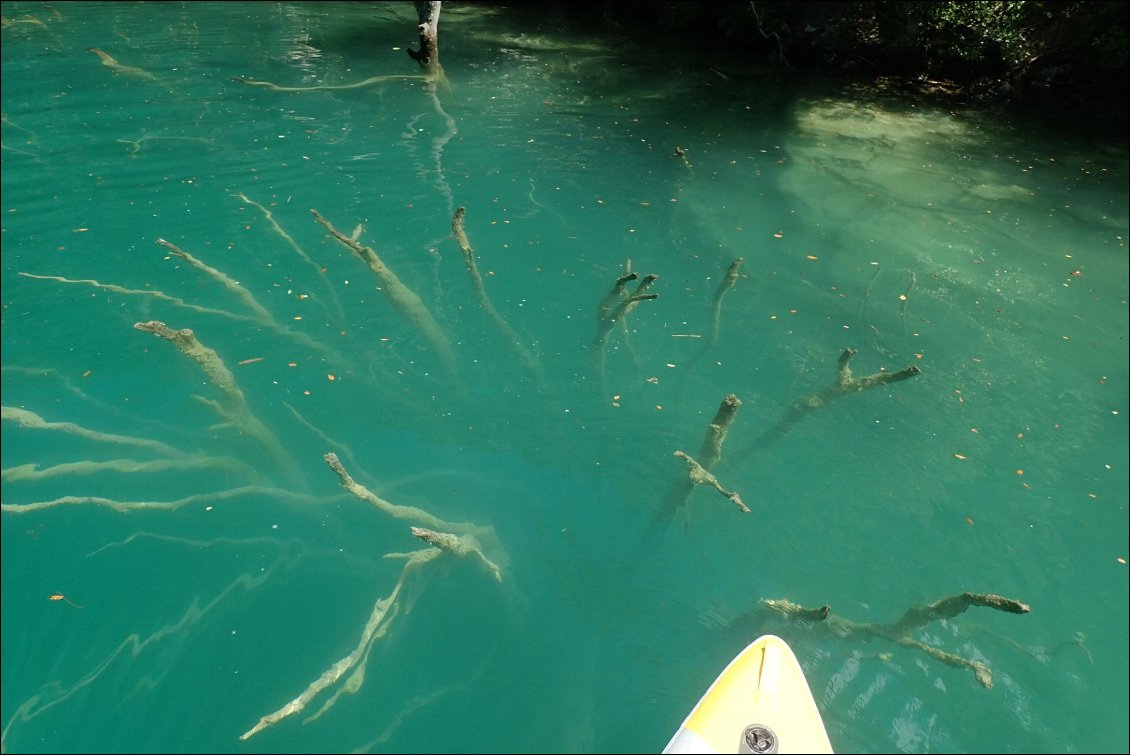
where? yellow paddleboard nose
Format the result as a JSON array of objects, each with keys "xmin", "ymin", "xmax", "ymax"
[{"xmin": 663, "ymin": 635, "xmax": 833, "ymax": 754}]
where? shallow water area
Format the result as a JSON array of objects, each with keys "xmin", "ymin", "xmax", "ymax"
[{"xmin": 2, "ymin": 3, "xmax": 1128, "ymax": 753}]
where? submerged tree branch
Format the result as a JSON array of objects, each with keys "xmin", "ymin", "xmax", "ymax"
[
  {"xmin": 452, "ymin": 207, "xmax": 543, "ymax": 384},
  {"xmin": 312, "ymin": 209, "xmax": 458, "ymax": 377},
  {"xmin": 760, "ymin": 592, "xmax": 1031, "ymax": 689},
  {"xmin": 752, "ymin": 347, "xmax": 921, "ymax": 449},
  {"xmin": 593, "ymin": 270, "xmax": 658, "ymax": 380},
  {"xmin": 133, "ymin": 320, "xmax": 301, "ymax": 481}
]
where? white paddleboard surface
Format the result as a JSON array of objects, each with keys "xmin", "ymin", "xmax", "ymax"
[{"xmin": 663, "ymin": 634, "xmax": 833, "ymax": 754}]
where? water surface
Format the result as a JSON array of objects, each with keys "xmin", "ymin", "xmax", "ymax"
[{"xmin": 2, "ymin": 3, "xmax": 1127, "ymax": 753}]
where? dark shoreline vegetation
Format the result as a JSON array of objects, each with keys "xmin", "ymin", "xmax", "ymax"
[{"xmin": 504, "ymin": 0, "xmax": 1130, "ymax": 139}]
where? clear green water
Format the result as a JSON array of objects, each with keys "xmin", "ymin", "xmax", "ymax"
[{"xmin": 2, "ymin": 3, "xmax": 1127, "ymax": 753}]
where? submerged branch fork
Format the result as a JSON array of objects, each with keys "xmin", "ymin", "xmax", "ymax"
[
  {"xmin": 411, "ymin": 526, "xmax": 503, "ymax": 582},
  {"xmin": 673, "ymin": 450, "xmax": 749, "ymax": 512},
  {"xmin": 657, "ymin": 393, "xmax": 744, "ymax": 523},
  {"xmin": 836, "ymin": 347, "xmax": 921, "ymax": 392},
  {"xmin": 760, "ymin": 592, "xmax": 1031, "ymax": 689},
  {"xmin": 622, "ymin": 273, "xmax": 659, "ymax": 321},
  {"xmin": 596, "ymin": 272, "xmax": 659, "ymax": 336},
  {"xmin": 598, "ymin": 272, "xmax": 638, "ymax": 324},
  {"xmin": 593, "ymin": 271, "xmax": 659, "ymax": 376},
  {"xmin": 753, "ymin": 347, "xmax": 922, "ymax": 449}
]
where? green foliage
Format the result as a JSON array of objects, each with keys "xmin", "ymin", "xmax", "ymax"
[
  {"xmin": 903, "ymin": 1, "xmax": 1129, "ymax": 76},
  {"xmin": 564, "ymin": 0, "xmax": 1127, "ymax": 129},
  {"xmin": 580, "ymin": 1, "xmax": 1127, "ymax": 75},
  {"xmin": 914, "ymin": 1, "xmax": 1032, "ymax": 66}
]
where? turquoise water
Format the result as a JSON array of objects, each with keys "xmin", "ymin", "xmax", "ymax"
[{"xmin": 2, "ymin": 2, "xmax": 1127, "ymax": 753}]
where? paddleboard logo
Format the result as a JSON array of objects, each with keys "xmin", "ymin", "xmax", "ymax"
[{"xmin": 740, "ymin": 724, "xmax": 778, "ymax": 754}]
